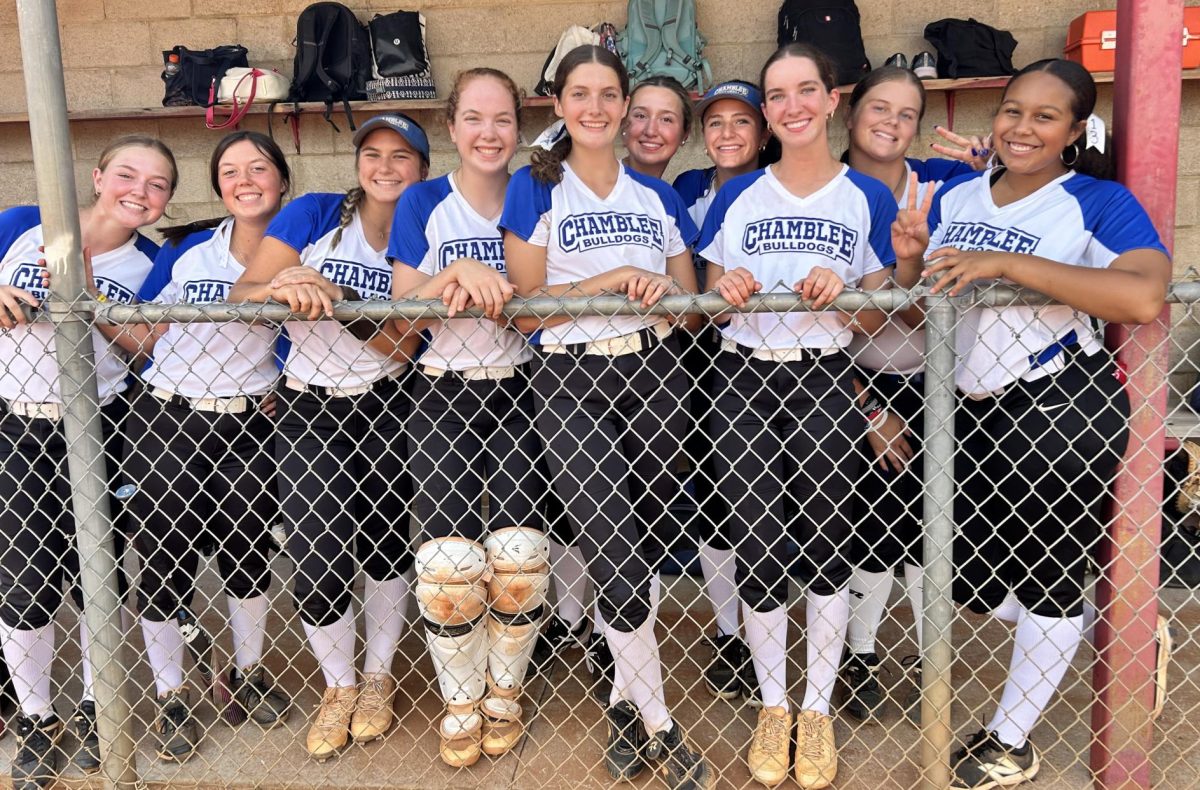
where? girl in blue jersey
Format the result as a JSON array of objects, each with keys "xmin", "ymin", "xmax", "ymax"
[
  {"xmin": 123, "ymin": 131, "xmax": 292, "ymax": 762},
  {"xmin": 500, "ymin": 45, "xmax": 711, "ymax": 790},
  {"xmin": 837, "ymin": 65, "xmax": 988, "ymax": 724},
  {"xmin": 0, "ymin": 135, "xmax": 176, "ymax": 787},
  {"xmin": 892, "ymin": 59, "xmax": 1170, "ymax": 789},
  {"xmin": 622, "ymin": 75, "xmax": 692, "ymax": 180},
  {"xmin": 231, "ymin": 115, "xmax": 426, "ymax": 762},
  {"xmin": 699, "ymin": 45, "xmax": 916, "ymax": 789},
  {"xmin": 388, "ymin": 67, "xmax": 551, "ymax": 768},
  {"xmin": 672, "ymin": 78, "xmax": 771, "ymax": 706}
]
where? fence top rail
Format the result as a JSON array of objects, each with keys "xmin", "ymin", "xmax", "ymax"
[{"xmin": 32, "ymin": 279, "xmax": 1194, "ymax": 324}]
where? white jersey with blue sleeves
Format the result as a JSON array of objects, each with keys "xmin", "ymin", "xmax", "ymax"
[
  {"xmin": 140, "ymin": 217, "xmax": 279, "ymax": 398},
  {"xmin": 0, "ymin": 207, "xmax": 157, "ymax": 405},
  {"xmin": 500, "ymin": 162, "xmax": 698, "ymax": 346},
  {"xmin": 849, "ymin": 157, "xmax": 974, "ymax": 375},
  {"xmin": 928, "ymin": 168, "xmax": 1168, "ymax": 395},
  {"xmin": 389, "ymin": 173, "xmax": 530, "ymax": 370},
  {"xmin": 265, "ymin": 193, "xmax": 405, "ymax": 388},
  {"xmin": 673, "ymin": 167, "xmax": 717, "ymax": 287},
  {"xmin": 698, "ymin": 165, "xmax": 897, "ymax": 350}
]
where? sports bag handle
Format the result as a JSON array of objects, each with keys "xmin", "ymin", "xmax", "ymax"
[{"xmin": 206, "ymin": 69, "xmax": 258, "ymax": 130}]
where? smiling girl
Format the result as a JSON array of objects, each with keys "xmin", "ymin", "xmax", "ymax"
[
  {"xmin": 0, "ymin": 135, "xmax": 176, "ymax": 787},
  {"xmin": 621, "ymin": 75, "xmax": 693, "ymax": 180},
  {"xmin": 892, "ymin": 59, "xmax": 1169, "ymax": 789}
]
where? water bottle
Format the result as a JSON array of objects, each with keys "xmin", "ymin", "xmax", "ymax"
[
  {"xmin": 162, "ymin": 53, "xmax": 190, "ymax": 106},
  {"xmin": 162, "ymin": 53, "xmax": 180, "ymax": 80}
]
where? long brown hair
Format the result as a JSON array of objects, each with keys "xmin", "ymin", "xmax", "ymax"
[{"xmin": 530, "ymin": 45, "xmax": 630, "ymax": 185}]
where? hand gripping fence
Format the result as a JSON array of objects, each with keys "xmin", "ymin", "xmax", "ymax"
[{"xmin": 5, "ymin": 280, "xmax": 1199, "ymax": 789}]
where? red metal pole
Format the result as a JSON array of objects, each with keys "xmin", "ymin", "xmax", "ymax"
[{"xmin": 1092, "ymin": 1, "xmax": 1182, "ymax": 787}]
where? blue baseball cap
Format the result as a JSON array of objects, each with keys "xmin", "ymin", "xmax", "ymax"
[
  {"xmin": 352, "ymin": 113, "xmax": 430, "ymax": 163},
  {"xmin": 694, "ymin": 80, "xmax": 764, "ymax": 122}
]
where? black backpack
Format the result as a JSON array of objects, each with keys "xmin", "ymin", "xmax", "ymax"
[
  {"xmin": 777, "ymin": 0, "xmax": 871, "ymax": 86},
  {"xmin": 923, "ymin": 18, "xmax": 1017, "ymax": 79},
  {"xmin": 290, "ymin": 2, "xmax": 372, "ymax": 124}
]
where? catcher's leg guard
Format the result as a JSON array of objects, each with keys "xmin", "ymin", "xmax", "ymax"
[
  {"xmin": 481, "ymin": 527, "xmax": 550, "ymax": 756},
  {"xmin": 415, "ymin": 538, "xmax": 489, "ymax": 767}
]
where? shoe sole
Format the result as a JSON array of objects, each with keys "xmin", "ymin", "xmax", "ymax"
[
  {"xmin": 914, "ymin": 67, "xmax": 937, "ymax": 79},
  {"xmin": 604, "ymin": 755, "xmax": 647, "ymax": 782},
  {"xmin": 951, "ymin": 749, "xmax": 1040, "ymax": 789},
  {"xmin": 157, "ymin": 747, "xmax": 197, "ymax": 763},
  {"xmin": 703, "ymin": 678, "xmax": 742, "ymax": 701}
]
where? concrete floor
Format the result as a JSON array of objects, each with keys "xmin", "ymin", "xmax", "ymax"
[{"xmin": 1, "ymin": 563, "xmax": 1197, "ymax": 790}]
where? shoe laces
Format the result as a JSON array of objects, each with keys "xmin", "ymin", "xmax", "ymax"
[
  {"xmin": 798, "ymin": 716, "xmax": 828, "ymax": 761},
  {"xmin": 357, "ymin": 675, "xmax": 390, "ymax": 708},
  {"xmin": 753, "ymin": 712, "xmax": 789, "ymax": 754},
  {"xmin": 659, "ymin": 725, "xmax": 702, "ymax": 778},
  {"xmin": 315, "ymin": 688, "xmax": 356, "ymax": 728},
  {"xmin": 158, "ymin": 694, "xmax": 190, "ymax": 735},
  {"xmin": 15, "ymin": 715, "xmax": 55, "ymax": 757}
]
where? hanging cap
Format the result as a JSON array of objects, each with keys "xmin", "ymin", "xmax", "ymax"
[
  {"xmin": 694, "ymin": 81, "xmax": 764, "ymax": 122},
  {"xmin": 352, "ymin": 113, "xmax": 430, "ymax": 163}
]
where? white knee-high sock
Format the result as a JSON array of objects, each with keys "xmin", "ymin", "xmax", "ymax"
[
  {"xmin": 801, "ymin": 588, "xmax": 851, "ymax": 715},
  {"xmin": 846, "ymin": 567, "xmax": 892, "ymax": 655},
  {"xmin": 0, "ymin": 622, "xmax": 55, "ymax": 717},
  {"xmin": 698, "ymin": 543, "xmax": 739, "ymax": 638},
  {"xmin": 361, "ymin": 575, "xmax": 410, "ymax": 676},
  {"xmin": 742, "ymin": 602, "xmax": 789, "ymax": 711},
  {"xmin": 302, "ymin": 608, "xmax": 357, "ymax": 688},
  {"xmin": 79, "ymin": 618, "xmax": 96, "ymax": 702},
  {"xmin": 992, "ymin": 593, "xmax": 1096, "ymax": 647},
  {"xmin": 549, "ymin": 541, "xmax": 588, "ymax": 631},
  {"xmin": 606, "ymin": 616, "xmax": 672, "ymax": 734},
  {"xmin": 140, "ymin": 617, "xmax": 187, "ymax": 697},
  {"xmin": 987, "ymin": 608, "xmax": 1083, "ymax": 748},
  {"xmin": 606, "ymin": 574, "xmax": 662, "ymax": 709},
  {"xmin": 226, "ymin": 594, "xmax": 270, "ymax": 671},
  {"xmin": 903, "ymin": 563, "xmax": 924, "ymax": 651}
]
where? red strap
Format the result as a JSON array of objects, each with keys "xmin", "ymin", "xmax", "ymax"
[{"xmin": 206, "ymin": 69, "xmax": 259, "ymax": 130}]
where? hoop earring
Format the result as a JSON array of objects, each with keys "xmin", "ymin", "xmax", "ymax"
[{"xmin": 1061, "ymin": 143, "xmax": 1080, "ymax": 167}]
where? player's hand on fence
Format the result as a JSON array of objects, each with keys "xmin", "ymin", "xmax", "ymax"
[
  {"xmin": 892, "ymin": 173, "xmax": 934, "ymax": 264},
  {"xmin": 0, "ymin": 285, "xmax": 39, "ymax": 329},
  {"xmin": 796, "ymin": 266, "xmax": 844, "ymax": 309},
  {"xmin": 259, "ymin": 390, "xmax": 278, "ymax": 419},
  {"xmin": 269, "ymin": 266, "xmax": 343, "ymax": 298},
  {"xmin": 866, "ymin": 411, "xmax": 914, "ymax": 473},
  {"xmin": 625, "ymin": 272, "xmax": 676, "ymax": 309},
  {"xmin": 932, "ymin": 125, "xmax": 992, "ymax": 171},
  {"xmin": 445, "ymin": 258, "xmax": 515, "ymax": 320},
  {"xmin": 710, "ymin": 267, "xmax": 761, "ymax": 308},
  {"xmin": 924, "ymin": 247, "xmax": 1009, "ymax": 296},
  {"xmin": 273, "ymin": 282, "xmax": 335, "ymax": 320},
  {"xmin": 36, "ymin": 244, "xmax": 99, "ymax": 298}
]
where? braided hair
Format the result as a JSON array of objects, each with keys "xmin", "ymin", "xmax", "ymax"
[{"xmin": 330, "ymin": 186, "xmax": 365, "ymax": 250}]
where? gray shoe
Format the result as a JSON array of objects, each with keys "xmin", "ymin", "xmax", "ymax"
[
  {"xmin": 230, "ymin": 664, "xmax": 292, "ymax": 728},
  {"xmin": 154, "ymin": 688, "xmax": 198, "ymax": 762}
]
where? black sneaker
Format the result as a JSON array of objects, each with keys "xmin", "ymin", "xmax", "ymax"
[
  {"xmin": 702, "ymin": 633, "xmax": 745, "ymax": 700},
  {"xmin": 885, "ymin": 52, "xmax": 909, "ymax": 70},
  {"xmin": 605, "ymin": 700, "xmax": 649, "ymax": 781},
  {"xmin": 912, "ymin": 51, "xmax": 938, "ymax": 79},
  {"xmin": 11, "ymin": 713, "xmax": 62, "ymax": 790},
  {"xmin": 154, "ymin": 688, "xmax": 198, "ymax": 762},
  {"xmin": 71, "ymin": 701, "xmax": 100, "ymax": 773},
  {"xmin": 835, "ymin": 652, "xmax": 884, "ymax": 721},
  {"xmin": 531, "ymin": 614, "xmax": 588, "ymax": 672},
  {"xmin": 229, "ymin": 664, "xmax": 292, "ymax": 728},
  {"xmin": 653, "ymin": 722, "xmax": 714, "ymax": 790},
  {"xmin": 950, "ymin": 729, "xmax": 1040, "ymax": 789},
  {"xmin": 586, "ymin": 633, "xmax": 615, "ymax": 705},
  {"xmin": 900, "ymin": 654, "xmax": 921, "ymax": 725}
]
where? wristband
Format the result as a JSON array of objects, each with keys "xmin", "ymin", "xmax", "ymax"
[
  {"xmin": 859, "ymin": 394, "xmax": 883, "ymax": 419},
  {"xmin": 866, "ymin": 409, "xmax": 889, "ymax": 432}
]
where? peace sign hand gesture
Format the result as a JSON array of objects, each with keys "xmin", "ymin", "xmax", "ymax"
[
  {"xmin": 892, "ymin": 171, "xmax": 935, "ymax": 266},
  {"xmin": 931, "ymin": 125, "xmax": 993, "ymax": 171}
]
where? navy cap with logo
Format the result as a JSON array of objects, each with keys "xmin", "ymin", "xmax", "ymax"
[
  {"xmin": 694, "ymin": 80, "xmax": 765, "ymax": 123},
  {"xmin": 352, "ymin": 113, "xmax": 431, "ymax": 163}
]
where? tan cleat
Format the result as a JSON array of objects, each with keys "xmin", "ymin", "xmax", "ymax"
[
  {"xmin": 440, "ymin": 705, "xmax": 483, "ymax": 767},
  {"xmin": 351, "ymin": 673, "xmax": 396, "ymax": 743},
  {"xmin": 480, "ymin": 691, "xmax": 525, "ymax": 756},
  {"xmin": 306, "ymin": 686, "xmax": 357, "ymax": 762},
  {"xmin": 793, "ymin": 710, "xmax": 837, "ymax": 790},
  {"xmin": 748, "ymin": 706, "xmax": 793, "ymax": 787}
]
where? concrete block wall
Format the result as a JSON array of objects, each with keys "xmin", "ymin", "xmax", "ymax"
[{"xmin": 0, "ymin": 0, "xmax": 1195, "ymax": 385}]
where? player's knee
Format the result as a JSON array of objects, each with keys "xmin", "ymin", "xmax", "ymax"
[{"xmin": 294, "ymin": 585, "xmax": 352, "ymax": 627}]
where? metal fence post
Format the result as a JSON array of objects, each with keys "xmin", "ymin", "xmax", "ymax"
[
  {"xmin": 920, "ymin": 290, "xmax": 957, "ymax": 790},
  {"xmin": 14, "ymin": 1, "xmax": 139, "ymax": 787}
]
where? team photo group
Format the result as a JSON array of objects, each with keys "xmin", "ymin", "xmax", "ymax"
[{"xmin": 0, "ymin": 39, "xmax": 1170, "ymax": 790}]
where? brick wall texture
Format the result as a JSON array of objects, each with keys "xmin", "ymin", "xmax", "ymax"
[{"xmin": 0, "ymin": 0, "xmax": 1196, "ymax": 379}]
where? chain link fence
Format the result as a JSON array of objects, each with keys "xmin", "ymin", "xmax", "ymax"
[{"xmin": 0, "ymin": 283, "xmax": 1196, "ymax": 789}]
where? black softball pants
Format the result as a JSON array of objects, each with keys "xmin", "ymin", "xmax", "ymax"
[
  {"xmin": 709, "ymin": 350, "xmax": 861, "ymax": 611},
  {"xmin": 276, "ymin": 378, "xmax": 413, "ymax": 627},
  {"xmin": 953, "ymin": 350, "xmax": 1129, "ymax": 619},
  {"xmin": 680, "ymin": 328, "xmax": 731, "ymax": 551},
  {"xmin": 0, "ymin": 399, "xmax": 130, "ymax": 630},
  {"xmin": 124, "ymin": 391, "xmax": 277, "ymax": 623},
  {"xmin": 531, "ymin": 337, "xmax": 688, "ymax": 633},
  {"xmin": 849, "ymin": 370, "xmax": 925, "ymax": 572},
  {"xmin": 407, "ymin": 367, "xmax": 557, "ymax": 542}
]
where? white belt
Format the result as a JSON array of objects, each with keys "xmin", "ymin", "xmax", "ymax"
[
  {"xmin": 284, "ymin": 370, "xmax": 405, "ymax": 399},
  {"xmin": 421, "ymin": 365, "xmax": 517, "ymax": 381},
  {"xmin": 152, "ymin": 386, "xmax": 252, "ymax": 415},
  {"xmin": 5, "ymin": 400, "xmax": 63, "ymax": 421},
  {"xmin": 720, "ymin": 338, "xmax": 841, "ymax": 363},
  {"xmin": 540, "ymin": 321, "xmax": 672, "ymax": 357}
]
